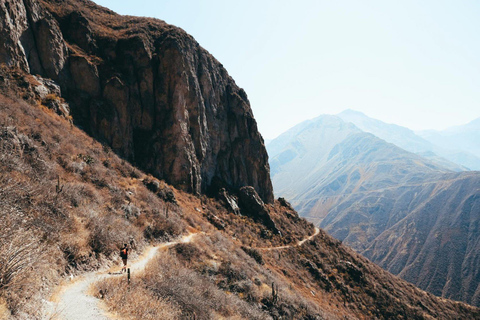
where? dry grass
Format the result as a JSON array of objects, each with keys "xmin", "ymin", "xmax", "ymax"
[
  {"xmin": 0, "ymin": 297, "xmax": 10, "ymax": 320},
  {"xmin": 0, "ymin": 91, "xmax": 187, "ymax": 317},
  {"xmin": 94, "ymin": 277, "xmax": 180, "ymax": 320},
  {"xmin": 96, "ymin": 249, "xmax": 270, "ymax": 320},
  {"xmin": 2, "ymin": 67, "xmax": 480, "ymax": 319}
]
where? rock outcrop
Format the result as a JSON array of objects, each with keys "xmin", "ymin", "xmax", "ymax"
[
  {"xmin": 238, "ymin": 186, "xmax": 279, "ymax": 234},
  {"xmin": 0, "ymin": 0, "xmax": 274, "ymax": 203},
  {"xmin": 0, "ymin": 0, "xmax": 67, "ymax": 79}
]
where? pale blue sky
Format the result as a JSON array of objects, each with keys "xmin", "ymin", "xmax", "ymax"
[{"xmin": 93, "ymin": 0, "xmax": 480, "ymax": 139}]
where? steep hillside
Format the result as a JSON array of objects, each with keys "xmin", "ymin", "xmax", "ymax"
[
  {"xmin": 1, "ymin": 88, "xmax": 479, "ymax": 320},
  {"xmin": 0, "ymin": 0, "xmax": 273, "ymax": 203},
  {"xmin": 337, "ymin": 109, "xmax": 478, "ymax": 171},
  {"xmin": 268, "ymin": 115, "xmax": 480, "ymax": 306}
]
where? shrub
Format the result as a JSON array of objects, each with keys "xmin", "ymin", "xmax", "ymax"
[
  {"xmin": 241, "ymin": 246, "xmax": 265, "ymax": 265},
  {"xmin": 143, "ymin": 217, "xmax": 183, "ymax": 241},
  {"xmin": 87, "ymin": 213, "xmax": 141, "ymax": 257},
  {"xmin": 174, "ymin": 243, "xmax": 200, "ymax": 262},
  {"xmin": 94, "ymin": 277, "xmax": 180, "ymax": 320}
]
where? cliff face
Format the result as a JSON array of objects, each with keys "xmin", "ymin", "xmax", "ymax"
[{"xmin": 0, "ymin": 0, "xmax": 273, "ymax": 203}]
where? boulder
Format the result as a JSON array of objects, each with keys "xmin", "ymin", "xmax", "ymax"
[
  {"xmin": 218, "ymin": 188, "xmax": 240, "ymax": 215},
  {"xmin": 238, "ymin": 187, "xmax": 279, "ymax": 234}
]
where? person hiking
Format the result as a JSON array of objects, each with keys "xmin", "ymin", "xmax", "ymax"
[{"xmin": 120, "ymin": 243, "xmax": 129, "ymax": 272}]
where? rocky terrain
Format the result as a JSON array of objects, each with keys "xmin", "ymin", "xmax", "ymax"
[
  {"xmin": 268, "ymin": 114, "xmax": 480, "ymax": 306},
  {"xmin": 0, "ymin": 89, "xmax": 478, "ymax": 319},
  {"xmin": 0, "ymin": 0, "xmax": 273, "ymax": 203}
]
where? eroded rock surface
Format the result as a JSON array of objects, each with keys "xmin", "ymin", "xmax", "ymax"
[{"xmin": 0, "ymin": 0, "xmax": 273, "ymax": 203}]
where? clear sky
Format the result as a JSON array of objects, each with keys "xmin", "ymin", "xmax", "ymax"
[{"xmin": 93, "ymin": 0, "xmax": 480, "ymax": 139}]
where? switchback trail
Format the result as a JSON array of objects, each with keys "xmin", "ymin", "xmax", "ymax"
[
  {"xmin": 47, "ymin": 233, "xmax": 198, "ymax": 320},
  {"xmin": 255, "ymin": 227, "xmax": 320, "ymax": 251}
]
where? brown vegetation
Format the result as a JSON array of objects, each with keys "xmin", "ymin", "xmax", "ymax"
[
  {"xmin": 0, "ymin": 91, "xmax": 188, "ymax": 317},
  {"xmin": 1, "ymin": 62, "xmax": 480, "ymax": 320}
]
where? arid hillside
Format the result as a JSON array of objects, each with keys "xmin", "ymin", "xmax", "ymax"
[
  {"xmin": 1, "ymin": 67, "xmax": 480, "ymax": 319},
  {"xmin": 1, "ymin": 0, "xmax": 480, "ymax": 319}
]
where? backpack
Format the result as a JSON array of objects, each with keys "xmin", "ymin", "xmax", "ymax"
[{"xmin": 120, "ymin": 248, "xmax": 127, "ymax": 258}]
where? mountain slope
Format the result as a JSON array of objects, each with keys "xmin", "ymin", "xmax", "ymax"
[
  {"xmin": 1, "ymin": 0, "xmax": 480, "ymax": 317},
  {"xmin": 268, "ymin": 115, "xmax": 450, "ymax": 216},
  {"xmin": 2, "ymin": 88, "xmax": 479, "ymax": 319},
  {"xmin": 337, "ymin": 109, "xmax": 438, "ymax": 155},
  {"xmin": 268, "ymin": 115, "xmax": 480, "ymax": 306},
  {"xmin": 337, "ymin": 109, "xmax": 478, "ymax": 171}
]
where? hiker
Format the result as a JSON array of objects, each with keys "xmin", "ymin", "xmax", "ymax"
[{"xmin": 120, "ymin": 243, "xmax": 129, "ymax": 272}]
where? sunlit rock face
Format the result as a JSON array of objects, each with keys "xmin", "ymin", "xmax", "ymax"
[{"xmin": 0, "ymin": 0, "xmax": 273, "ymax": 203}]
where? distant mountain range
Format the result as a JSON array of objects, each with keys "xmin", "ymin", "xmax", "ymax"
[
  {"xmin": 418, "ymin": 117, "xmax": 480, "ymax": 169},
  {"xmin": 338, "ymin": 109, "xmax": 480, "ymax": 170},
  {"xmin": 267, "ymin": 113, "xmax": 480, "ymax": 306}
]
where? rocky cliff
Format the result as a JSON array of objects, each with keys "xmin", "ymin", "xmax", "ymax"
[{"xmin": 0, "ymin": 0, "xmax": 273, "ymax": 203}]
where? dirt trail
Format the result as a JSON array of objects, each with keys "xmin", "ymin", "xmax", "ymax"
[
  {"xmin": 46, "ymin": 233, "xmax": 198, "ymax": 320},
  {"xmin": 255, "ymin": 227, "xmax": 320, "ymax": 251},
  {"xmin": 45, "ymin": 227, "xmax": 316, "ymax": 319}
]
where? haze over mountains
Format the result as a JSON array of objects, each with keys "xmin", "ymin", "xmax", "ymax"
[
  {"xmin": 337, "ymin": 109, "xmax": 480, "ymax": 171},
  {"xmin": 268, "ymin": 113, "xmax": 480, "ymax": 306},
  {"xmin": 418, "ymin": 117, "xmax": 480, "ymax": 169}
]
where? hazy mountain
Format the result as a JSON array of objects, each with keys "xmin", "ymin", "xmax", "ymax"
[
  {"xmin": 419, "ymin": 117, "xmax": 480, "ymax": 165},
  {"xmin": 268, "ymin": 115, "xmax": 450, "ymax": 213},
  {"xmin": 337, "ymin": 109, "xmax": 478, "ymax": 171},
  {"xmin": 268, "ymin": 115, "xmax": 480, "ymax": 306},
  {"xmin": 337, "ymin": 109, "xmax": 437, "ymax": 154}
]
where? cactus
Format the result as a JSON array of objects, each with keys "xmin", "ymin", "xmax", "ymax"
[
  {"xmin": 272, "ymin": 282, "xmax": 278, "ymax": 304},
  {"xmin": 56, "ymin": 176, "xmax": 64, "ymax": 195}
]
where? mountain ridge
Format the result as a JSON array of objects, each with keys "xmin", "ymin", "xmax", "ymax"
[
  {"xmin": 418, "ymin": 116, "xmax": 480, "ymax": 164},
  {"xmin": 337, "ymin": 109, "xmax": 478, "ymax": 171},
  {"xmin": 2, "ymin": 0, "xmax": 480, "ymax": 318},
  {"xmin": 3, "ymin": 88, "xmax": 479, "ymax": 318}
]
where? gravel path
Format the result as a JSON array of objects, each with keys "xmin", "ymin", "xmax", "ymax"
[
  {"xmin": 53, "ymin": 273, "xmax": 109, "ymax": 320},
  {"xmin": 46, "ymin": 228, "xmax": 310, "ymax": 320},
  {"xmin": 48, "ymin": 233, "xmax": 198, "ymax": 320}
]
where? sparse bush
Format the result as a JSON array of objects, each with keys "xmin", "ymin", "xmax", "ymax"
[
  {"xmin": 241, "ymin": 246, "xmax": 265, "ymax": 265},
  {"xmin": 143, "ymin": 217, "xmax": 183, "ymax": 241},
  {"xmin": 0, "ymin": 226, "xmax": 43, "ymax": 293},
  {"xmin": 144, "ymin": 252, "xmax": 268, "ymax": 319},
  {"xmin": 87, "ymin": 213, "xmax": 141, "ymax": 257},
  {"xmin": 174, "ymin": 243, "xmax": 200, "ymax": 262},
  {"xmin": 94, "ymin": 277, "xmax": 181, "ymax": 320}
]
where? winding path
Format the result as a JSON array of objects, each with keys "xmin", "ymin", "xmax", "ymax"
[
  {"xmin": 255, "ymin": 227, "xmax": 320, "ymax": 251},
  {"xmin": 45, "ymin": 228, "xmax": 318, "ymax": 319},
  {"xmin": 48, "ymin": 233, "xmax": 198, "ymax": 320}
]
